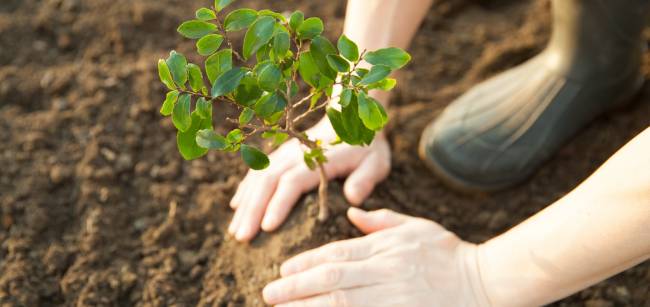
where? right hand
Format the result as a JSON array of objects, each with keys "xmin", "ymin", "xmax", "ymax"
[{"xmin": 228, "ymin": 118, "xmax": 392, "ymax": 242}]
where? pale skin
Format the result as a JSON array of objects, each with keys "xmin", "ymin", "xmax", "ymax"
[
  {"xmin": 263, "ymin": 128, "xmax": 650, "ymax": 306},
  {"xmin": 228, "ymin": 0, "xmax": 650, "ymax": 305},
  {"xmin": 228, "ymin": 0, "xmax": 433, "ymax": 241}
]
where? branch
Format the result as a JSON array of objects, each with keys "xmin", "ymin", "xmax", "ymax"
[{"xmin": 213, "ymin": 12, "xmax": 246, "ymax": 63}]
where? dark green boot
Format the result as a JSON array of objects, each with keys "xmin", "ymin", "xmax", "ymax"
[{"xmin": 419, "ymin": 0, "xmax": 648, "ymax": 191}]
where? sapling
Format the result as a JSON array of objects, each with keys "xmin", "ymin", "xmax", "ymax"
[{"xmin": 158, "ymin": 0, "xmax": 410, "ymax": 221}]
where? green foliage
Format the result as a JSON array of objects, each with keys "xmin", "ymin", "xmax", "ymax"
[
  {"xmin": 166, "ymin": 51, "xmax": 188, "ymax": 88},
  {"xmin": 297, "ymin": 17, "xmax": 323, "ymax": 40},
  {"xmin": 177, "ymin": 20, "xmax": 217, "ymax": 39},
  {"xmin": 363, "ymin": 47, "xmax": 411, "ymax": 69},
  {"xmin": 172, "ymin": 94, "xmax": 192, "ymax": 132},
  {"xmin": 157, "ymin": 1, "xmax": 410, "ymax": 176},
  {"xmin": 196, "ymin": 34, "xmax": 224, "ymax": 56},
  {"xmin": 337, "ymin": 35, "xmax": 359, "ymax": 62},
  {"xmin": 240, "ymin": 144, "xmax": 269, "ymax": 170},
  {"xmin": 178, "ymin": 111, "xmax": 212, "ymax": 160},
  {"xmin": 243, "ymin": 16, "xmax": 275, "ymax": 59},
  {"xmin": 196, "ymin": 8, "xmax": 217, "ymax": 21},
  {"xmin": 224, "ymin": 9, "xmax": 258, "ymax": 31}
]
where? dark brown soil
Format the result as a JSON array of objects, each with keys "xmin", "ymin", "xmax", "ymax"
[{"xmin": 1, "ymin": 0, "xmax": 648, "ymax": 306}]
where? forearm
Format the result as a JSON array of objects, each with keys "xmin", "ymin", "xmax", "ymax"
[
  {"xmin": 344, "ymin": 0, "xmax": 433, "ymax": 105},
  {"xmin": 478, "ymin": 128, "xmax": 650, "ymax": 306}
]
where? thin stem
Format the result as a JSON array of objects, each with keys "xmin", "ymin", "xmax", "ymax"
[
  {"xmin": 316, "ymin": 161, "xmax": 329, "ymax": 221},
  {"xmin": 214, "ymin": 12, "xmax": 246, "ymax": 63}
]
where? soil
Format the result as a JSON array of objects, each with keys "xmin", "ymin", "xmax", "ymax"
[{"xmin": 1, "ymin": 0, "xmax": 649, "ymax": 306}]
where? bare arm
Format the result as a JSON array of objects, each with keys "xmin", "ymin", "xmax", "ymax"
[
  {"xmin": 480, "ymin": 127, "xmax": 650, "ymax": 306},
  {"xmin": 344, "ymin": 0, "xmax": 434, "ymax": 105}
]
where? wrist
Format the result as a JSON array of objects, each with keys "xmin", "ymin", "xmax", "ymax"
[{"xmin": 458, "ymin": 242, "xmax": 492, "ymax": 307}]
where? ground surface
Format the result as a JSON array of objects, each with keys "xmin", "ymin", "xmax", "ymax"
[{"xmin": 1, "ymin": 0, "xmax": 649, "ymax": 306}]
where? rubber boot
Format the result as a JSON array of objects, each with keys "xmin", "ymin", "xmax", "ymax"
[{"xmin": 419, "ymin": 0, "xmax": 649, "ymax": 192}]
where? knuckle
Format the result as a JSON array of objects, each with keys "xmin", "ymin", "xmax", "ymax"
[
  {"xmin": 280, "ymin": 172, "xmax": 300, "ymax": 186},
  {"xmin": 328, "ymin": 290, "xmax": 348, "ymax": 307},
  {"xmin": 320, "ymin": 265, "xmax": 342, "ymax": 287},
  {"xmin": 328, "ymin": 245, "xmax": 349, "ymax": 262}
]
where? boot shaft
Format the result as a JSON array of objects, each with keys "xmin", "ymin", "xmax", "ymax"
[{"xmin": 547, "ymin": 0, "xmax": 649, "ymax": 79}]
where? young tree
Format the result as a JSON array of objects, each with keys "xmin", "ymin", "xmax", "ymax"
[{"xmin": 158, "ymin": 0, "xmax": 410, "ymax": 221}]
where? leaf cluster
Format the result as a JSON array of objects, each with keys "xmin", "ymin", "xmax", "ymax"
[{"xmin": 157, "ymin": 0, "xmax": 411, "ymax": 170}]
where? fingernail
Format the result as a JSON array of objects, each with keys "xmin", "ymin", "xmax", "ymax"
[
  {"xmin": 236, "ymin": 225, "xmax": 249, "ymax": 241},
  {"xmin": 263, "ymin": 284, "xmax": 279, "ymax": 303},
  {"xmin": 261, "ymin": 215, "xmax": 276, "ymax": 231},
  {"xmin": 227, "ymin": 222, "xmax": 236, "ymax": 234}
]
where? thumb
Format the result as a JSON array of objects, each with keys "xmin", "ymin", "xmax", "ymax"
[
  {"xmin": 347, "ymin": 207, "xmax": 410, "ymax": 234},
  {"xmin": 343, "ymin": 152, "xmax": 390, "ymax": 206}
]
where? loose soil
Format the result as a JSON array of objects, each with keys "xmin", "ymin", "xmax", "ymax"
[{"xmin": 1, "ymin": 0, "xmax": 649, "ymax": 306}]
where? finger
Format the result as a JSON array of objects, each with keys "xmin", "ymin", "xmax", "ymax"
[
  {"xmin": 348, "ymin": 208, "xmax": 411, "ymax": 234},
  {"xmin": 343, "ymin": 151, "xmax": 390, "ymax": 206},
  {"xmin": 274, "ymin": 283, "xmax": 405, "ymax": 307},
  {"xmin": 264, "ymin": 259, "xmax": 402, "ymax": 305},
  {"xmin": 280, "ymin": 234, "xmax": 389, "ymax": 276},
  {"xmin": 228, "ymin": 203, "xmax": 246, "ymax": 235},
  {"xmin": 230, "ymin": 173, "xmax": 252, "ymax": 209},
  {"xmin": 234, "ymin": 173, "xmax": 279, "ymax": 241},
  {"xmin": 260, "ymin": 167, "xmax": 320, "ymax": 232},
  {"xmin": 232, "ymin": 140, "xmax": 300, "ymax": 209}
]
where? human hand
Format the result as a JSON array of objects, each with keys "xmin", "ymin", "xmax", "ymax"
[
  {"xmin": 262, "ymin": 208, "xmax": 491, "ymax": 307},
  {"xmin": 228, "ymin": 119, "xmax": 391, "ymax": 242}
]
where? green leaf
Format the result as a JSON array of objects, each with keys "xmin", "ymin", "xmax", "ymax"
[
  {"xmin": 158, "ymin": 59, "xmax": 176, "ymax": 90},
  {"xmin": 298, "ymin": 51, "xmax": 321, "ymax": 88},
  {"xmin": 239, "ymin": 107, "xmax": 255, "ymax": 124},
  {"xmin": 196, "ymin": 8, "xmax": 216, "ymax": 21},
  {"xmin": 364, "ymin": 47, "xmax": 411, "ymax": 69},
  {"xmin": 172, "ymin": 94, "xmax": 192, "ymax": 132},
  {"xmin": 224, "ymin": 8, "xmax": 258, "ymax": 31},
  {"xmin": 310, "ymin": 91, "xmax": 323, "ymax": 109},
  {"xmin": 187, "ymin": 63, "xmax": 205, "ymax": 92},
  {"xmin": 355, "ymin": 68, "xmax": 369, "ymax": 78},
  {"xmin": 196, "ymin": 129, "xmax": 228, "ymax": 150},
  {"xmin": 326, "ymin": 108, "xmax": 351, "ymax": 143},
  {"xmin": 227, "ymin": 129, "xmax": 244, "ymax": 144},
  {"xmin": 257, "ymin": 64, "xmax": 282, "ymax": 91},
  {"xmin": 177, "ymin": 111, "xmax": 212, "ymax": 160},
  {"xmin": 343, "ymin": 95, "xmax": 374, "ymax": 145},
  {"xmin": 263, "ymin": 131, "xmax": 289, "ymax": 147},
  {"xmin": 234, "ymin": 75, "xmax": 263, "ymax": 107},
  {"xmin": 160, "ymin": 90, "xmax": 179, "ymax": 116},
  {"xmin": 211, "ymin": 67, "xmax": 246, "ymax": 97},
  {"xmin": 357, "ymin": 92, "xmax": 388, "ymax": 131},
  {"xmin": 339, "ymin": 88, "xmax": 353, "ymax": 107},
  {"xmin": 196, "ymin": 34, "xmax": 224, "ymax": 56},
  {"xmin": 337, "ymin": 35, "xmax": 359, "ymax": 62},
  {"xmin": 177, "ymin": 20, "xmax": 217, "ymax": 39},
  {"xmin": 326, "ymin": 54, "xmax": 350, "ymax": 73},
  {"xmin": 205, "ymin": 49, "xmax": 232, "ymax": 84},
  {"xmin": 259, "ymin": 9, "xmax": 287, "ymax": 22},
  {"xmin": 368, "ymin": 78, "xmax": 397, "ymax": 91},
  {"xmin": 166, "ymin": 51, "xmax": 188, "ymax": 87},
  {"xmin": 359, "ymin": 64, "xmax": 391, "ymax": 85},
  {"xmin": 309, "ymin": 35, "xmax": 337, "ymax": 80},
  {"xmin": 195, "ymin": 97, "xmax": 212, "ymax": 119},
  {"xmin": 296, "ymin": 17, "xmax": 323, "ymax": 40},
  {"xmin": 254, "ymin": 92, "xmax": 286, "ymax": 118},
  {"xmin": 289, "ymin": 11, "xmax": 304, "ymax": 32},
  {"xmin": 272, "ymin": 31, "xmax": 290, "ymax": 60},
  {"xmin": 215, "ymin": 0, "xmax": 235, "ymax": 12},
  {"xmin": 243, "ymin": 16, "xmax": 276, "ymax": 60},
  {"xmin": 240, "ymin": 144, "xmax": 269, "ymax": 170}
]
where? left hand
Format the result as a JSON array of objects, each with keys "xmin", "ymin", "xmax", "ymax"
[{"xmin": 262, "ymin": 208, "xmax": 491, "ymax": 306}]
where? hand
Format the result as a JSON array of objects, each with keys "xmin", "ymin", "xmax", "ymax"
[
  {"xmin": 228, "ymin": 119, "xmax": 391, "ymax": 242},
  {"xmin": 262, "ymin": 208, "xmax": 491, "ymax": 307}
]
